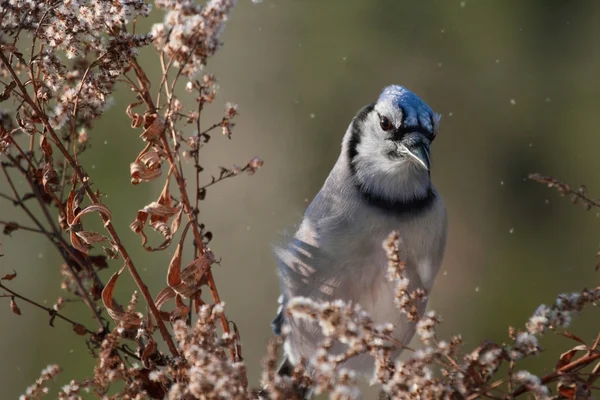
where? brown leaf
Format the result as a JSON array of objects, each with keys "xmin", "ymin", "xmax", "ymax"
[
  {"xmin": 556, "ymin": 345, "xmax": 588, "ymax": 370},
  {"xmin": 126, "ymin": 101, "xmax": 144, "ymax": 128},
  {"xmin": 180, "ymin": 251, "xmax": 215, "ymax": 289},
  {"xmin": 89, "ymin": 255, "xmax": 108, "ymax": 269},
  {"xmin": 42, "ymin": 162, "xmax": 59, "ymax": 193},
  {"xmin": 130, "ymin": 150, "xmax": 163, "ymax": 184},
  {"xmin": 170, "ymin": 206, "xmax": 184, "ymax": 235},
  {"xmin": 130, "ymin": 182, "xmax": 181, "ymax": 251},
  {"xmin": 72, "ymin": 323, "xmax": 87, "ymax": 336},
  {"xmin": 167, "ymin": 251, "xmax": 215, "ymax": 298},
  {"xmin": 101, "ymin": 265, "xmax": 143, "ymax": 330},
  {"xmin": 130, "ymin": 210, "xmax": 149, "ymax": 248},
  {"xmin": 142, "ymin": 202, "xmax": 178, "ymax": 219},
  {"xmin": 70, "ymin": 230, "xmax": 91, "ymax": 254},
  {"xmin": 172, "ymin": 294, "xmax": 190, "ymax": 320},
  {"xmin": 66, "ymin": 190, "xmax": 77, "ymax": 226},
  {"xmin": 141, "ymin": 338, "xmax": 157, "ymax": 369},
  {"xmin": 75, "ymin": 231, "xmax": 110, "ymax": 245},
  {"xmin": 103, "ymin": 246, "xmax": 119, "ymax": 260},
  {"xmin": 230, "ymin": 320, "xmax": 244, "ymax": 362},
  {"xmin": 154, "ymin": 286, "xmax": 176, "ymax": 321},
  {"xmin": 140, "ymin": 115, "xmax": 165, "ymax": 142},
  {"xmin": 2, "ymin": 222, "xmax": 19, "ymax": 236},
  {"xmin": 1, "ymin": 270, "xmax": 17, "ymax": 281},
  {"xmin": 0, "ymin": 81, "xmax": 16, "ymax": 102},
  {"xmin": 72, "ymin": 204, "xmax": 112, "ymax": 226},
  {"xmin": 39, "ymin": 136, "xmax": 53, "ymax": 158},
  {"xmin": 558, "ymin": 382, "xmax": 576, "ymax": 400},
  {"xmin": 130, "ymin": 160, "xmax": 162, "ymax": 184},
  {"xmin": 167, "ymin": 243, "xmax": 183, "ymax": 289},
  {"xmin": 49, "ymin": 310, "xmax": 56, "ymax": 327},
  {"xmin": 10, "ymin": 297, "xmax": 21, "ymax": 315}
]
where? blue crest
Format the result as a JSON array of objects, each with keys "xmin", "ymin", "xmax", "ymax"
[{"xmin": 378, "ymin": 85, "xmax": 436, "ymax": 133}]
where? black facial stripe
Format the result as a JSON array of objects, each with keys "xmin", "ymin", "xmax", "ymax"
[
  {"xmin": 347, "ymin": 102, "xmax": 375, "ymax": 176},
  {"xmin": 355, "ymin": 184, "xmax": 436, "ymax": 217}
]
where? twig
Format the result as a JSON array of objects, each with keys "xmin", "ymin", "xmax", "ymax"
[
  {"xmin": 511, "ymin": 352, "xmax": 600, "ymax": 397},
  {"xmin": 0, "ymin": 50, "xmax": 179, "ymax": 357},
  {"xmin": 0, "ymin": 220, "xmax": 48, "ymax": 234},
  {"xmin": 130, "ymin": 56, "xmax": 234, "ymax": 357},
  {"xmin": 0, "ymin": 281, "xmax": 95, "ymax": 335},
  {"xmin": 0, "ymin": 161, "xmax": 105, "ymax": 329}
]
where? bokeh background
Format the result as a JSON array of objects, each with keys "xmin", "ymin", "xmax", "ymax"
[{"xmin": 2, "ymin": 0, "xmax": 600, "ymax": 398}]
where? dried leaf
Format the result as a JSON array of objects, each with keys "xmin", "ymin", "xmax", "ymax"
[
  {"xmin": 141, "ymin": 338, "xmax": 157, "ymax": 369},
  {"xmin": 1, "ymin": 270, "xmax": 17, "ymax": 281},
  {"xmin": 72, "ymin": 186, "xmax": 86, "ymax": 212},
  {"xmin": 126, "ymin": 101, "xmax": 144, "ymax": 128},
  {"xmin": 103, "ymin": 246, "xmax": 119, "ymax": 260},
  {"xmin": 142, "ymin": 202, "xmax": 178, "ymax": 218},
  {"xmin": 10, "ymin": 297, "xmax": 21, "ymax": 315},
  {"xmin": 170, "ymin": 206, "xmax": 184, "ymax": 235},
  {"xmin": 66, "ymin": 190, "xmax": 77, "ymax": 225},
  {"xmin": 75, "ymin": 231, "xmax": 110, "ymax": 245},
  {"xmin": 168, "ymin": 251, "xmax": 215, "ymax": 298},
  {"xmin": 72, "ymin": 204, "xmax": 112, "ymax": 227},
  {"xmin": 230, "ymin": 320, "xmax": 244, "ymax": 362},
  {"xmin": 101, "ymin": 265, "xmax": 144, "ymax": 330},
  {"xmin": 140, "ymin": 115, "xmax": 165, "ymax": 142},
  {"xmin": 72, "ymin": 323, "xmax": 87, "ymax": 336},
  {"xmin": 40, "ymin": 136, "xmax": 53, "ymax": 158},
  {"xmin": 42, "ymin": 162, "xmax": 59, "ymax": 193},
  {"xmin": 172, "ymin": 294, "xmax": 190, "ymax": 320},
  {"xmin": 2, "ymin": 222, "xmax": 19, "ymax": 236},
  {"xmin": 130, "ymin": 150, "xmax": 163, "ymax": 184},
  {"xmin": 0, "ymin": 81, "xmax": 16, "ymax": 102},
  {"xmin": 130, "ymin": 181, "xmax": 180, "ymax": 251},
  {"xmin": 130, "ymin": 160, "xmax": 162, "ymax": 184},
  {"xmin": 49, "ymin": 310, "xmax": 56, "ymax": 327},
  {"xmin": 70, "ymin": 230, "xmax": 91, "ymax": 254},
  {"xmin": 89, "ymin": 255, "xmax": 108, "ymax": 269},
  {"xmin": 167, "ymin": 243, "xmax": 183, "ymax": 289},
  {"xmin": 155, "ymin": 287, "xmax": 175, "ymax": 310},
  {"xmin": 558, "ymin": 381, "xmax": 576, "ymax": 400},
  {"xmin": 556, "ymin": 345, "xmax": 588, "ymax": 370}
]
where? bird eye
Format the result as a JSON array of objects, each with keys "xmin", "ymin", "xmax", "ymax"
[{"xmin": 379, "ymin": 116, "xmax": 393, "ymax": 131}]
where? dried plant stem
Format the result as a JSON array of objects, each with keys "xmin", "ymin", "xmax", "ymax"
[
  {"xmin": 511, "ymin": 352, "xmax": 600, "ymax": 397},
  {"xmin": 0, "ymin": 50, "xmax": 179, "ymax": 357},
  {"xmin": 130, "ymin": 57, "xmax": 233, "ymax": 351},
  {"xmin": 0, "ymin": 282, "xmax": 95, "ymax": 335},
  {"xmin": 0, "ymin": 162, "xmax": 105, "ymax": 329},
  {"xmin": 0, "ymin": 220, "xmax": 49, "ymax": 234}
]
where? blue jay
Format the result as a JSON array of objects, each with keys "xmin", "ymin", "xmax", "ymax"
[{"xmin": 271, "ymin": 85, "xmax": 447, "ymax": 385}]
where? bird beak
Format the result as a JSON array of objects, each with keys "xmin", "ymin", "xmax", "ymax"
[{"xmin": 400, "ymin": 142, "xmax": 430, "ymax": 171}]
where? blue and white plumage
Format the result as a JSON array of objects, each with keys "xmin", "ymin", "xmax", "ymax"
[{"xmin": 273, "ymin": 85, "xmax": 447, "ymax": 380}]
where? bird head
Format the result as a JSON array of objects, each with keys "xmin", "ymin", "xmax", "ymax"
[{"xmin": 345, "ymin": 85, "xmax": 441, "ymax": 208}]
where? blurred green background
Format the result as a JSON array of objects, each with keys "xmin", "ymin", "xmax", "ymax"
[{"xmin": 2, "ymin": 0, "xmax": 600, "ymax": 398}]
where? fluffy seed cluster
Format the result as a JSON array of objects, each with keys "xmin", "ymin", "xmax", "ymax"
[
  {"xmin": 1, "ymin": 0, "xmax": 153, "ymax": 129},
  {"xmin": 152, "ymin": 0, "xmax": 237, "ymax": 78},
  {"xmin": 270, "ymin": 231, "xmax": 600, "ymax": 399},
  {"xmin": 20, "ymin": 364, "xmax": 62, "ymax": 400},
  {"xmin": 164, "ymin": 304, "xmax": 249, "ymax": 399}
]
